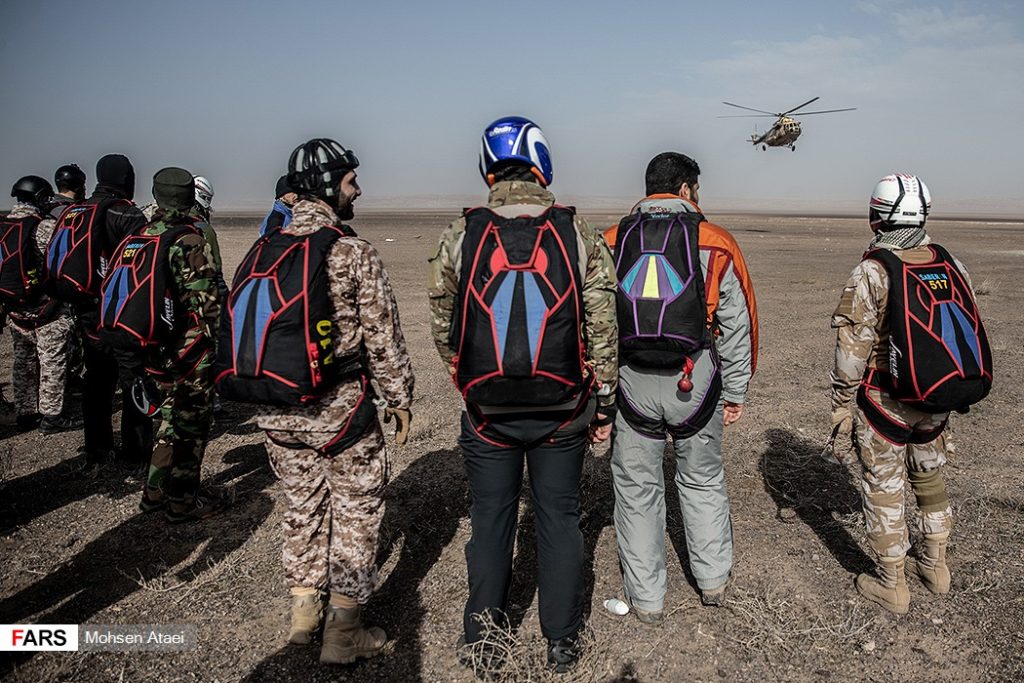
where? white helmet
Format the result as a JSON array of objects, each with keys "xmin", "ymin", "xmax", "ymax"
[
  {"xmin": 869, "ymin": 173, "xmax": 930, "ymax": 231},
  {"xmin": 193, "ymin": 175, "xmax": 214, "ymax": 211}
]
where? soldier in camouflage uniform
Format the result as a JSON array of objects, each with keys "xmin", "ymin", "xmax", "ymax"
[
  {"xmin": 257, "ymin": 139, "xmax": 414, "ymax": 665},
  {"xmin": 133, "ymin": 168, "xmax": 224, "ymax": 523},
  {"xmin": 4, "ymin": 176, "xmax": 79, "ymax": 434},
  {"xmin": 50, "ymin": 165, "xmax": 89, "ymax": 393},
  {"xmin": 428, "ymin": 117, "xmax": 617, "ymax": 674},
  {"xmin": 830, "ymin": 174, "xmax": 965, "ymax": 614}
]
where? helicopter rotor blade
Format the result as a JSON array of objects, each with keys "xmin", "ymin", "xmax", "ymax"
[
  {"xmin": 782, "ymin": 97, "xmax": 821, "ymax": 116},
  {"xmin": 722, "ymin": 101, "xmax": 778, "ymax": 116},
  {"xmin": 716, "ymin": 114, "xmax": 778, "ymax": 118},
  {"xmin": 791, "ymin": 107, "xmax": 858, "ymax": 116}
]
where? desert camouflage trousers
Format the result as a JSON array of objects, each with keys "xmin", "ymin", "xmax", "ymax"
[
  {"xmin": 148, "ymin": 347, "xmax": 214, "ymax": 502},
  {"xmin": 9, "ymin": 313, "xmax": 74, "ymax": 417},
  {"xmin": 854, "ymin": 387, "xmax": 953, "ymax": 559},
  {"xmin": 265, "ymin": 420, "xmax": 388, "ymax": 603}
]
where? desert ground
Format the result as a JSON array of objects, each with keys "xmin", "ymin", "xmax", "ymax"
[{"xmin": 1, "ymin": 209, "xmax": 1022, "ymax": 683}]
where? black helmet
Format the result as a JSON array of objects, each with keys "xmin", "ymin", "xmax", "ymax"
[
  {"xmin": 275, "ymin": 174, "xmax": 293, "ymax": 199},
  {"xmin": 54, "ymin": 164, "xmax": 87, "ymax": 193},
  {"xmin": 11, "ymin": 175, "xmax": 54, "ymax": 209},
  {"xmin": 287, "ymin": 138, "xmax": 359, "ymax": 200}
]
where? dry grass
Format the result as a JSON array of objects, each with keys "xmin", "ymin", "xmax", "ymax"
[
  {"xmin": 461, "ymin": 612, "xmax": 609, "ymax": 683},
  {"xmin": 974, "ymin": 277, "xmax": 998, "ymax": 296},
  {"xmin": 116, "ymin": 529, "xmax": 259, "ymax": 605},
  {"xmin": 725, "ymin": 579, "xmax": 875, "ymax": 658},
  {"xmin": 6, "ymin": 653, "xmax": 87, "ymax": 683}
]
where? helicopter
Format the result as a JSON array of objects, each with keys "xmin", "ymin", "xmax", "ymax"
[{"xmin": 719, "ymin": 97, "xmax": 856, "ymax": 151}]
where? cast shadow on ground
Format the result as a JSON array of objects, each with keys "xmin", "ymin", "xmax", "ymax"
[
  {"xmin": 0, "ymin": 443, "xmax": 275, "ymax": 676},
  {"xmin": 1, "ymin": 398, "xmax": 263, "ymax": 534},
  {"xmin": 0, "ymin": 451, "xmax": 141, "ymax": 535},
  {"xmin": 241, "ymin": 447, "xmax": 471, "ymax": 683},
  {"xmin": 209, "ymin": 399, "xmax": 261, "ymax": 439},
  {"xmin": 758, "ymin": 427, "xmax": 872, "ymax": 574}
]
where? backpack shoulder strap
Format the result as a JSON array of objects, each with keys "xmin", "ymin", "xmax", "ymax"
[
  {"xmin": 18, "ymin": 214, "xmax": 43, "ymax": 231},
  {"xmin": 928, "ymin": 243, "xmax": 958, "ymax": 269},
  {"xmin": 333, "ymin": 223, "xmax": 357, "ymax": 239},
  {"xmin": 864, "ymin": 247, "xmax": 903, "ymax": 273}
]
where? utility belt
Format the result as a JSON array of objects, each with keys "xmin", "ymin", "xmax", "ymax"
[
  {"xmin": 857, "ymin": 368, "xmax": 946, "ymax": 445},
  {"xmin": 267, "ymin": 374, "xmax": 377, "ymax": 458}
]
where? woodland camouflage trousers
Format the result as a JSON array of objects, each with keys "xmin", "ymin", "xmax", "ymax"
[
  {"xmin": 147, "ymin": 348, "xmax": 214, "ymax": 502},
  {"xmin": 854, "ymin": 387, "xmax": 953, "ymax": 559}
]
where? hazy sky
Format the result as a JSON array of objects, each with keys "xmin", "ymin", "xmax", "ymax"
[{"xmin": 1, "ymin": 0, "xmax": 1022, "ymax": 209}]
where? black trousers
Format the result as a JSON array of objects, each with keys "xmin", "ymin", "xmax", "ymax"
[
  {"xmin": 81, "ymin": 334, "xmax": 152, "ymax": 463},
  {"xmin": 458, "ymin": 410, "xmax": 588, "ymax": 643}
]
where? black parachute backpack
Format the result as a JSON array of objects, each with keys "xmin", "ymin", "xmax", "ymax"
[
  {"xmin": 450, "ymin": 205, "xmax": 588, "ymax": 406},
  {"xmin": 612, "ymin": 211, "xmax": 710, "ymax": 368},
  {"xmin": 46, "ymin": 197, "xmax": 131, "ymax": 303},
  {"xmin": 97, "ymin": 222, "xmax": 201, "ymax": 350},
  {"xmin": 864, "ymin": 244, "xmax": 992, "ymax": 413},
  {"xmin": 215, "ymin": 226, "xmax": 362, "ymax": 406},
  {"xmin": 0, "ymin": 213, "xmax": 45, "ymax": 308}
]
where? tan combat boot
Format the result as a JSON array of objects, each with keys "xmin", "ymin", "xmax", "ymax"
[
  {"xmin": 288, "ymin": 587, "xmax": 325, "ymax": 645},
  {"xmin": 320, "ymin": 605, "xmax": 387, "ymax": 664},
  {"xmin": 905, "ymin": 532, "xmax": 951, "ymax": 595},
  {"xmin": 856, "ymin": 557, "xmax": 910, "ymax": 614}
]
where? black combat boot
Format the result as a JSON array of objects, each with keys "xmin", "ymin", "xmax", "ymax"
[
  {"xmin": 547, "ymin": 634, "xmax": 581, "ymax": 674},
  {"xmin": 40, "ymin": 414, "xmax": 83, "ymax": 434}
]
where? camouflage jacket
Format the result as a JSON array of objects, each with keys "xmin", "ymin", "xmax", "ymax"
[
  {"xmin": 427, "ymin": 180, "xmax": 618, "ymax": 408},
  {"xmin": 257, "ymin": 199, "xmax": 415, "ymax": 433},
  {"xmin": 142, "ymin": 209, "xmax": 222, "ymax": 355},
  {"xmin": 830, "ymin": 236, "xmax": 974, "ymax": 410},
  {"xmin": 144, "ymin": 203, "xmax": 222, "ymax": 275},
  {"xmin": 189, "ymin": 208, "xmax": 223, "ymax": 276}
]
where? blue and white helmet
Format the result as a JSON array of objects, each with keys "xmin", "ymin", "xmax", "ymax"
[{"xmin": 478, "ymin": 116, "xmax": 553, "ymax": 187}]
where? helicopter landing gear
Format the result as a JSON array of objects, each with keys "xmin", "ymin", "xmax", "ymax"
[
  {"xmin": 762, "ymin": 145, "xmax": 767, "ymax": 151},
  {"xmin": 790, "ymin": 144, "xmax": 796, "ymax": 151}
]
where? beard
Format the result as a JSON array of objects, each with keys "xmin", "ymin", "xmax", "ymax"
[{"xmin": 333, "ymin": 199, "xmax": 355, "ymax": 221}]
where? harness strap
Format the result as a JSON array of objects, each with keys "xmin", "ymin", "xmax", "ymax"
[
  {"xmin": 855, "ymin": 381, "xmax": 946, "ymax": 445},
  {"xmin": 266, "ymin": 375, "xmax": 377, "ymax": 457}
]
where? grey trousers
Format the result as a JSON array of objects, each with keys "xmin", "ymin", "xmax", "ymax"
[{"xmin": 611, "ymin": 355, "xmax": 733, "ymax": 611}]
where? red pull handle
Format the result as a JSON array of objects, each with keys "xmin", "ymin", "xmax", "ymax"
[{"xmin": 677, "ymin": 356, "xmax": 695, "ymax": 393}]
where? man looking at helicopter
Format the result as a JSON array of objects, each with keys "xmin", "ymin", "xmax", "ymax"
[{"xmin": 603, "ymin": 152, "xmax": 758, "ymax": 620}]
